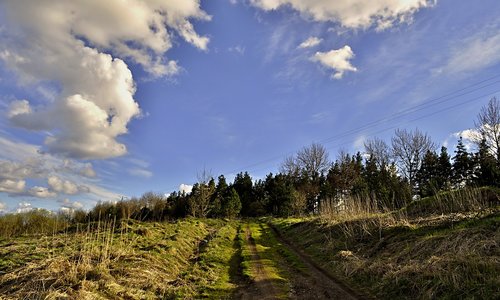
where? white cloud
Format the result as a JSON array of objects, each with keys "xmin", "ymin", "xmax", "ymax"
[
  {"xmin": 0, "ymin": 179, "xmax": 26, "ymax": 194},
  {"xmin": 48, "ymin": 176, "xmax": 89, "ymax": 195},
  {"xmin": 0, "ymin": 202, "xmax": 6, "ymax": 212},
  {"xmin": 353, "ymin": 135, "xmax": 366, "ymax": 152},
  {"xmin": 454, "ymin": 129, "xmax": 481, "ymax": 143},
  {"xmin": 179, "ymin": 183, "xmax": 193, "ymax": 194},
  {"xmin": 0, "ymin": 135, "xmax": 120, "ymax": 201},
  {"xmin": 128, "ymin": 168, "xmax": 153, "ymax": 178},
  {"xmin": 0, "ymin": 0, "xmax": 210, "ymax": 160},
  {"xmin": 0, "ymin": 159, "xmax": 44, "ymax": 181},
  {"xmin": 298, "ymin": 37, "xmax": 322, "ymax": 49},
  {"xmin": 228, "ymin": 45, "xmax": 246, "ymax": 55},
  {"xmin": 251, "ymin": 0, "xmax": 434, "ymax": 30},
  {"xmin": 7, "ymin": 100, "xmax": 31, "ymax": 118},
  {"xmin": 0, "ymin": 136, "xmax": 40, "ymax": 162},
  {"xmin": 58, "ymin": 198, "xmax": 84, "ymax": 210},
  {"xmin": 27, "ymin": 186, "xmax": 57, "ymax": 198},
  {"xmin": 16, "ymin": 201, "xmax": 33, "ymax": 213},
  {"xmin": 80, "ymin": 163, "xmax": 97, "ymax": 178},
  {"xmin": 311, "ymin": 45, "xmax": 357, "ymax": 79},
  {"xmin": 438, "ymin": 31, "xmax": 500, "ymax": 75}
]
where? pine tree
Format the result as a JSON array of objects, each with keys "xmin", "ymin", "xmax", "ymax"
[
  {"xmin": 475, "ymin": 137, "xmax": 499, "ymax": 186},
  {"xmin": 437, "ymin": 146, "xmax": 452, "ymax": 191},
  {"xmin": 452, "ymin": 137, "xmax": 473, "ymax": 188},
  {"xmin": 416, "ymin": 150, "xmax": 439, "ymax": 197},
  {"xmin": 210, "ymin": 175, "xmax": 228, "ymax": 217},
  {"xmin": 221, "ymin": 187, "xmax": 241, "ymax": 218},
  {"xmin": 233, "ymin": 172, "xmax": 253, "ymax": 216}
]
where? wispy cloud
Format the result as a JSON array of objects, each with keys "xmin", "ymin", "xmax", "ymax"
[
  {"xmin": 436, "ymin": 30, "xmax": 500, "ymax": 75},
  {"xmin": 298, "ymin": 37, "xmax": 322, "ymax": 49},
  {"xmin": 228, "ymin": 45, "xmax": 245, "ymax": 55},
  {"xmin": 128, "ymin": 168, "xmax": 153, "ymax": 178}
]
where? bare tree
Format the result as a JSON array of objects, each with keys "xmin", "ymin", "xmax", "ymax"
[
  {"xmin": 296, "ymin": 143, "xmax": 330, "ymax": 179},
  {"xmin": 475, "ymin": 97, "xmax": 500, "ymax": 161},
  {"xmin": 391, "ymin": 128, "xmax": 435, "ymax": 190},
  {"xmin": 280, "ymin": 155, "xmax": 300, "ymax": 176},
  {"xmin": 364, "ymin": 137, "xmax": 390, "ymax": 168},
  {"xmin": 280, "ymin": 143, "xmax": 330, "ymax": 179}
]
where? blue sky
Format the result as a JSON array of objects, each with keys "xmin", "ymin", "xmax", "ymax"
[{"xmin": 0, "ymin": 0, "xmax": 500, "ymax": 213}]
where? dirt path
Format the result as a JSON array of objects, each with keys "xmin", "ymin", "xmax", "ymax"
[
  {"xmin": 268, "ymin": 223, "xmax": 366, "ymax": 300},
  {"xmin": 232, "ymin": 221, "xmax": 366, "ymax": 299},
  {"xmin": 233, "ymin": 224, "xmax": 281, "ymax": 300}
]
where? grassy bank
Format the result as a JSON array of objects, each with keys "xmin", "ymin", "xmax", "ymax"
[
  {"xmin": 272, "ymin": 195, "xmax": 500, "ymax": 299},
  {"xmin": 0, "ymin": 219, "xmax": 241, "ymax": 299}
]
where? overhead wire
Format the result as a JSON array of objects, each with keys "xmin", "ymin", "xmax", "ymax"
[{"xmin": 223, "ymin": 75, "xmax": 500, "ymax": 175}]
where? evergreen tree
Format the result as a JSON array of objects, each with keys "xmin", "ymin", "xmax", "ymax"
[
  {"xmin": 416, "ymin": 150, "xmax": 440, "ymax": 197},
  {"xmin": 221, "ymin": 187, "xmax": 242, "ymax": 218},
  {"xmin": 437, "ymin": 146, "xmax": 452, "ymax": 191},
  {"xmin": 474, "ymin": 137, "xmax": 499, "ymax": 186},
  {"xmin": 233, "ymin": 172, "xmax": 254, "ymax": 216},
  {"xmin": 210, "ymin": 175, "xmax": 228, "ymax": 217},
  {"xmin": 264, "ymin": 173, "xmax": 296, "ymax": 216},
  {"xmin": 452, "ymin": 137, "xmax": 473, "ymax": 188}
]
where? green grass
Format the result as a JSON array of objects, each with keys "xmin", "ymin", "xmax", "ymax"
[
  {"xmin": 271, "ymin": 210, "xmax": 500, "ymax": 299},
  {"xmin": 1, "ymin": 212, "xmax": 498, "ymax": 299},
  {"xmin": 0, "ymin": 219, "xmax": 217, "ymax": 298}
]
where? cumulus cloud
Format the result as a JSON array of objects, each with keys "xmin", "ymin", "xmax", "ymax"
[
  {"xmin": 80, "ymin": 163, "xmax": 97, "ymax": 178},
  {"xmin": 7, "ymin": 100, "xmax": 31, "ymax": 118},
  {"xmin": 27, "ymin": 186, "xmax": 57, "ymax": 198},
  {"xmin": 48, "ymin": 176, "xmax": 89, "ymax": 195},
  {"xmin": 0, "ymin": 136, "xmax": 120, "ymax": 201},
  {"xmin": 311, "ymin": 45, "xmax": 357, "ymax": 79},
  {"xmin": 58, "ymin": 198, "xmax": 84, "ymax": 210},
  {"xmin": 0, "ymin": 202, "xmax": 6, "ymax": 213},
  {"xmin": 251, "ymin": 0, "xmax": 434, "ymax": 30},
  {"xmin": 16, "ymin": 202, "xmax": 33, "ymax": 213},
  {"xmin": 298, "ymin": 37, "xmax": 322, "ymax": 49},
  {"xmin": 0, "ymin": 179, "xmax": 26, "ymax": 194},
  {"xmin": 179, "ymin": 184, "xmax": 193, "ymax": 194},
  {"xmin": 0, "ymin": 159, "xmax": 44, "ymax": 181},
  {"xmin": 0, "ymin": 0, "xmax": 210, "ymax": 159}
]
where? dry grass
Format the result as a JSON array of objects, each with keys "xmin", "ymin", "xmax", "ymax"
[
  {"xmin": 0, "ymin": 219, "xmax": 217, "ymax": 299},
  {"xmin": 274, "ymin": 187, "xmax": 500, "ymax": 299}
]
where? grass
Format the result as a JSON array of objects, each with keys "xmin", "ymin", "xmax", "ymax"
[
  {"xmin": 1, "ymin": 187, "xmax": 498, "ymax": 299},
  {"xmin": 238, "ymin": 220, "xmax": 290, "ymax": 298},
  {"xmin": 0, "ymin": 219, "xmax": 217, "ymax": 298},
  {"xmin": 172, "ymin": 219, "xmax": 241, "ymax": 298},
  {"xmin": 271, "ymin": 188, "xmax": 500, "ymax": 299}
]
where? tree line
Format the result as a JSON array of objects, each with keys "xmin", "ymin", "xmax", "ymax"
[{"xmin": 81, "ymin": 97, "xmax": 500, "ymax": 221}]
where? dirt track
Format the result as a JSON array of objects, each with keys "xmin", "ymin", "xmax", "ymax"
[
  {"xmin": 269, "ymin": 223, "xmax": 365, "ymax": 300},
  {"xmin": 234, "ymin": 222, "xmax": 364, "ymax": 300}
]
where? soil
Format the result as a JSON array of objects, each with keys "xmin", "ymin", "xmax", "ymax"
[{"xmin": 233, "ymin": 223, "xmax": 365, "ymax": 300}]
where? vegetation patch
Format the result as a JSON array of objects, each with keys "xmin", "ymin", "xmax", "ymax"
[{"xmin": 272, "ymin": 210, "xmax": 500, "ymax": 299}]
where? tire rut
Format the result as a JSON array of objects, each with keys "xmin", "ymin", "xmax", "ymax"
[
  {"xmin": 233, "ymin": 224, "xmax": 281, "ymax": 300},
  {"xmin": 268, "ymin": 223, "xmax": 369, "ymax": 300}
]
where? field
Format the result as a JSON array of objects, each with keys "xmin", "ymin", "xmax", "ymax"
[{"xmin": 0, "ymin": 194, "xmax": 499, "ymax": 299}]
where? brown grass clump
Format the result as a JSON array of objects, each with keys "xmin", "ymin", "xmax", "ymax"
[
  {"xmin": 0, "ymin": 219, "xmax": 214, "ymax": 299},
  {"xmin": 276, "ymin": 187, "xmax": 500, "ymax": 299}
]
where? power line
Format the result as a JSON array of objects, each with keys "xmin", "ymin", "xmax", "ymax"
[
  {"xmin": 325, "ymin": 89, "xmax": 500, "ymax": 152},
  {"xmin": 223, "ymin": 75, "xmax": 500, "ymax": 175}
]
